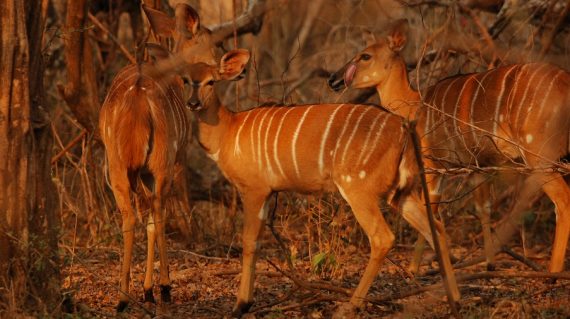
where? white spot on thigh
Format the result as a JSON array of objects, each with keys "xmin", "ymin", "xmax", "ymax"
[
  {"xmin": 499, "ymin": 114, "xmax": 504, "ymax": 122},
  {"xmin": 526, "ymin": 134, "xmax": 533, "ymax": 144},
  {"xmin": 329, "ymin": 150, "xmax": 333, "ymax": 156},
  {"xmin": 363, "ymin": 75, "xmax": 370, "ymax": 81},
  {"xmin": 127, "ymin": 85, "xmax": 135, "ymax": 92},
  {"xmin": 346, "ymin": 175, "xmax": 352, "ymax": 183},
  {"xmin": 372, "ymin": 72, "xmax": 378, "ymax": 76},
  {"xmin": 359, "ymin": 170, "xmax": 366, "ymax": 179}
]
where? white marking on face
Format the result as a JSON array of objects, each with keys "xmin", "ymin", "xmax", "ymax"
[
  {"xmin": 292, "ymin": 106, "xmax": 313, "ymax": 178},
  {"xmin": 319, "ymin": 104, "xmax": 344, "ymax": 175},
  {"xmin": 525, "ymin": 134, "xmax": 533, "ymax": 144},
  {"xmin": 359, "ymin": 170, "xmax": 366, "ymax": 179}
]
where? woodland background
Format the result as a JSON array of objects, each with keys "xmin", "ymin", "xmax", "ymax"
[{"xmin": 1, "ymin": 0, "xmax": 570, "ymax": 317}]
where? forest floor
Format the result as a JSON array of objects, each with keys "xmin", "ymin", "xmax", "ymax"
[{"xmin": 62, "ymin": 236, "xmax": 570, "ymax": 319}]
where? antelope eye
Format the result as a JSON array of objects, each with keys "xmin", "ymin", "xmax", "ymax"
[
  {"xmin": 360, "ymin": 53, "xmax": 372, "ymax": 61},
  {"xmin": 206, "ymin": 80, "xmax": 214, "ymax": 86}
]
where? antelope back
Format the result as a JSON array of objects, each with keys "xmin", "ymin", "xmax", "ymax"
[{"xmin": 422, "ymin": 63, "xmax": 570, "ymax": 165}]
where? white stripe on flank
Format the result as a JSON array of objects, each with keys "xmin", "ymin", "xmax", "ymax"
[
  {"xmin": 493, "ymin": 65, "xmax": 518, "ymax": 136},
  {"xmin": 439, "ymin": 77, "xmax": 462, "ymax": 142},
  {"xmin": 340, "ymin": 107, "xmax": 372, "ymax": 164},
  {"xmin": 362, "ymin": 114, "xmax": 390, "ymax": 164},
  {"xmin": 514, "ymin": 64, "xmax": 548, "ymax": 128},
  {"xmin": 273, "ymin": 107, "xmax": 295, "ymax": 178},
  {"xmin": 356, "ymin": 111, "xmax": 383, "ymax": 165},
  {"xmin": 257, "ymin": 108, "xmax": 272, "ymax": 171},
  {"xmin": 318, "ymin": 104, "xmax": 344, "ymax": 175},
  {"xmin": 469, "ymin": 70, "xmax": 494, "ymax": 144},
  {"xmin": 453, "ymin": 75, "xmax": 475, "ymax": 141},
  {"xmin": 527, "ymin": 69, "xmax": 562, "ymax": 127},
  {"xmin": 234, "ymin": 110, "xmax": 254, "ymax": 156},
  {"xmin": 425, "ymin": 84, "xmax": 443, "ymax": 136},
  {"xmin": 333, "ymin": 106, "xmax": 359, "ymax": 159},
  {"xmin": 249, "ymin": 109, "xmax": 263, "ymax": 162},
  {"xmin": 292, "ymin": 106, "xmax": 313, "ymax": 178},
  {"xmin": 263, "ymin": 108, "xmax": 280, "ymax": 177}
]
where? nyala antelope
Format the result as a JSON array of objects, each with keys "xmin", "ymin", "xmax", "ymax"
[
  {"xmin": 328, "ymin": 19, "xmax": 570, "ymax": 274},
  {"xmin": 99, "ymin": 3, "xmax": 218, "ymax": 311},
  {"xmin": 183, "ymin": 49, "xmax": 458, "ymax": 317}
]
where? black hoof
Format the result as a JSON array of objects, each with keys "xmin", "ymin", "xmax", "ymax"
[
  {"xmin": 231, "ymin": 301, "xmax": 253, "ymax": 318},
  {"xmin": 486, "ymin": 263, "xmax": 496, "ymax": 271},
  {"xmin": 117, "ymin": 300, "xmax": 129, "ymax": 312},
  {"xmin": 160, "ymin": 285, "xmax": 172, "ymax": 303},
  {"xmin": 144, "ymin": 289, "xmax": 156, "ymax": 304}
]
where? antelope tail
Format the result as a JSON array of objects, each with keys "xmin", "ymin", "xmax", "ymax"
[{"xmin": 116, "ymin": 85, "xmax": 153, "ymax": 191}]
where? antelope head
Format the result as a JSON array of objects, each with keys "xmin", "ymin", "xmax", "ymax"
[
  {"xmin": 328, "ymin": 19, "xmax": 409, "ymax": 92},
  {"xmin": 181, "ymin": 49, "xmax": 251, "ymax": 111}
]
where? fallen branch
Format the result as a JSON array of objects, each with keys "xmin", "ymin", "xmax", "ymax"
[{"xmin": 51, "ymin": 129, "xmax": 87, "ymax": 165}]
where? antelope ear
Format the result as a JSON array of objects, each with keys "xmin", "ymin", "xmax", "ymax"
[
  {"xmin": 219, "ymin": 49, "xmax": 250, "ymax": 81},
  {"xmin": 387, "ymin": 19, "xmax": 408, "ymax": 52},
  {"xmin": 362, "ymin": 29, "xmax": 377, "ymax": 47},
  {"xmin": 142, "ymin": 4, "xmax": 175, "ymax": 38},
  {"xmin": 175, "ymin": 3, "xmax": 200, "ymax": 38},
  {"xmin": 145, "ymin": 43, "xmax": 171, "ymax": 62}
]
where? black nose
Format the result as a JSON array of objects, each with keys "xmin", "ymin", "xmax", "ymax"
[{"xmin": 328, "ymin": 73, "xmax": 345, "ymax": 92}]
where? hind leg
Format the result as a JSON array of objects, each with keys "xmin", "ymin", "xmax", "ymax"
[
  {"xmin": 539, "ymin": 173, "xmax": 570, "ymax": 272},
  {"xmin": 336, "ymin": 186, "xmax": 395, "ymax": 309},
  {"xmin": 400, "ymin": 192, "xmax": 460, "ymax": 301},
  {"xmin": 107, "ymin": 163, "xmax": 136, "ymax": 312},
  {"xmin": 409, "ymin": 175, "xmax": 444, "ymax": 274}
]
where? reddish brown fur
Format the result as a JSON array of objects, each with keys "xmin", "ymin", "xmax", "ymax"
[
  {"xmin": 329, "ymin": 21, "xmax": 570, "ymax": 274},
  {"xmin": 182, "ymin": 53, "xmax": 459, "ymax": 317}
]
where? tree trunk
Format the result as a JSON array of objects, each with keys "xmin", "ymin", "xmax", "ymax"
[{"xmin": 0, "ymin": 0, "xmax": 60, "ymax": 314}]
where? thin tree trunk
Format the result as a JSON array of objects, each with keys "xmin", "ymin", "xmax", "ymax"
[{"xmin": 0, "ymin": 0, "xmax": 59, "ymax": 314}]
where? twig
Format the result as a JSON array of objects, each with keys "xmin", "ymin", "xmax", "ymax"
[
  {"xmin": 372, "ymin": 270, "xmax": 570, "ymax": 303},
  {"xmin": 500, "ymin": 246, "xmax": 544, "ymax": 271},
  {"xmin": 51, "ymin": 129, "xmax": 87, "ymax": 165},
  {"xmin": 409, "ymin": 121, "xmax": 462, "ymax": 317},
  {"xmin": 87, "ymin": 13, "xmax": 135, "ymax": 64},
  {"xmin": 173, "ymin": 249, "xmax": 228, "ymax": 261}
]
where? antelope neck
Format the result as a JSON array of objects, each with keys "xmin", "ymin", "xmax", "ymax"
[
  {"xmin": 376, "ymin": 57, "xmax": 419, "ymax": 120},
  {"xmin": 195, "ymin": 96, "xmax": 232, "ymax": 156}
]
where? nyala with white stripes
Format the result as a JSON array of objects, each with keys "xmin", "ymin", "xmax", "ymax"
[
  {"xmin": 99, "ymin": 3, "xmax": 217, "ymax": 312},
  {"xmin": 185, "ymin": 49, "xmax": 458, "ymax": 317},
  {"xmin": 328, "ymin": 19, "xmax": 570, "ymax": 274}
]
